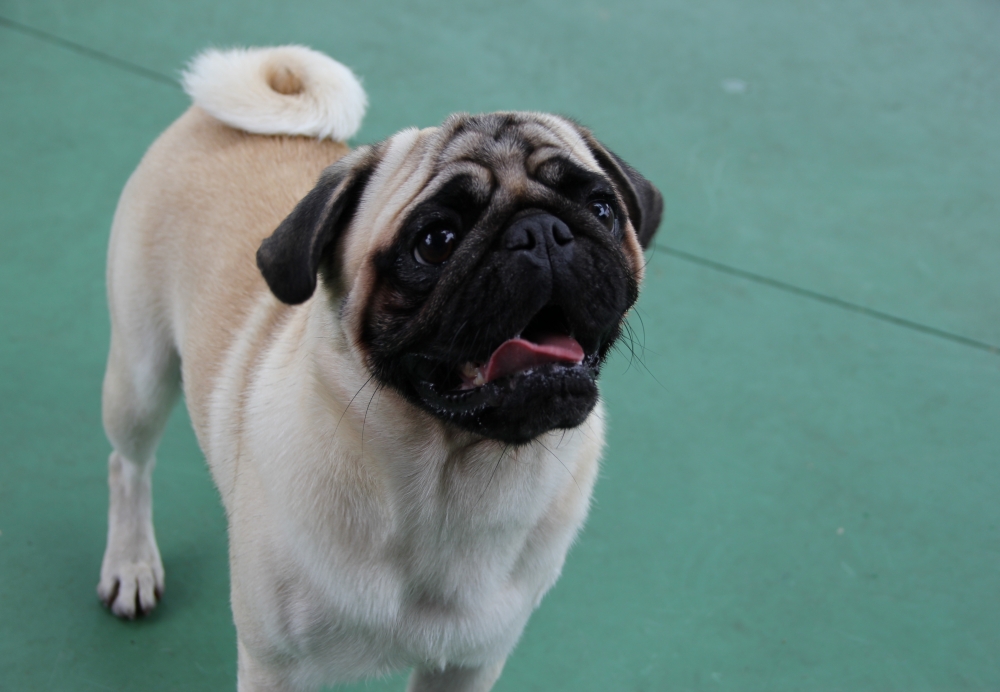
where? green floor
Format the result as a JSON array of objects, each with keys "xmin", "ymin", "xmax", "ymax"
[{"xmin": 2, "ymin": 1, "xmax": 998, "ymax": 690}]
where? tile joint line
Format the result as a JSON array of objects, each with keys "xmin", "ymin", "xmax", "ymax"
[
  {"xmin": 0, "ymin": 15, "xmax": 180, "ymax": 88},
  {"xmin": 653, "ymin": 243, "xmax": 1000, "ymax": 355}
]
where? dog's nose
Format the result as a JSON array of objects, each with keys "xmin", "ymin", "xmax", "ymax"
[{"xmin": 504, "ymin": 213, "xmax": 574, "ymax": 261}]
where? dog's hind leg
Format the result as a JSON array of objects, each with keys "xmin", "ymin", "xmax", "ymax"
[{"xmin": 97, "ymin": 264, "xmax": 181, "ymax": 618}]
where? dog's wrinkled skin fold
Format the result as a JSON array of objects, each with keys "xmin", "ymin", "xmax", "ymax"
[{"xmin": 98, "ymin": 47, "xmax": 661, "ymax": 692}]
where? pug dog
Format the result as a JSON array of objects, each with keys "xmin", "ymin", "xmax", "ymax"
[{"xmin": 97, "ymin": 46, "xmax": 661, "ymax": 692}]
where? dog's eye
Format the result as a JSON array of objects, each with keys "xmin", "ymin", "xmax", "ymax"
[
  {"xmin": 415, "ymin": 228, "xmax": 457, "ymax": 265},
  {"xmin": 589, "ymin": 200, "xmax": 616, "ymax": 231}
]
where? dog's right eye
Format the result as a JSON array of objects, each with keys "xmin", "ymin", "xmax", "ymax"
[
  {"xmin": 414, "ymin": 228, "xmax": 457, "ymax": 265},
  {"xmin": 588, "ymin": 199, "xmax": 616, "ymax": 232}
]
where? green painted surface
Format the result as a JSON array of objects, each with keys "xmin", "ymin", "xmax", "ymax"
[{"xmin": 1, "ymin": 2, "xmax": 997, "ymax": 690}]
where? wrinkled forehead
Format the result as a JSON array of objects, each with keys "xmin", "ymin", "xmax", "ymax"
[
  {"xmin": 341, "ymin": 113, "xmax": 603, "ymax": 282},
  {"xmin": 435, "ymin": 112, "xmax": 603, "ymax": 183},
  {"xmin": 408, "ymin": 112, "xmax": 608, "ymax": 215}
]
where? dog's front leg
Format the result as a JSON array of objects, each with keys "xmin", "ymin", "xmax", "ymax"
[
  {"xmin": 407, "ymin": 661, "xmax": 506, "ymax": 692},
  {"xmin": 236, "ymin": 640, "xmax": 297, "ymax": 692}
]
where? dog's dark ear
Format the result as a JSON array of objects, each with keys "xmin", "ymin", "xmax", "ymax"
[
  {"xmin": 579, "ymin": 131, "xmax": 663, "ymax": 249},
  {"xmin": 257, "ymin": 146, "xmax": 379, "ymax": 305}
]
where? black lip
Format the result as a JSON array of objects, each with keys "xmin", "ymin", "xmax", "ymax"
[
  {"xmin": 403, "ymin": 353, "xmax": 600, "ymax": 413},
  {"xmin": 400, "ymin": 352, "xmax": 602, "ymax": 443}
]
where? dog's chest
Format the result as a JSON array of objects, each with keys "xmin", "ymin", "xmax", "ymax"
[{"xmin": 254, "ymin": 440, "xmax": 588, "ymax": 678}]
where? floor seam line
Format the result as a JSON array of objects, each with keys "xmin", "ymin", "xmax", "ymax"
[
  {"xmin": 652, "ymin": 243, "xmax": 1000, "ymax": 355},
  {"xmin": 0, "ymin": 16, "xmax": 180, "ymax": 89}
]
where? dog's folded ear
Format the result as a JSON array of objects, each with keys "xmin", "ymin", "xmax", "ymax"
[
  {"xmin": 257, "ymin": 146, "xmax": 379, "ymax": 304},
  {"xmin": 578, "ymin": 131, "xmax": 664, "ymax": 249}
]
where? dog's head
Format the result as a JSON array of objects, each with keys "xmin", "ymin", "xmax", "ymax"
[{"xmin": 258, "ymin": 113, "xmax": 662, "ymax": 444}]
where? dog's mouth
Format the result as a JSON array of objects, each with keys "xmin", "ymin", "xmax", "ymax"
[
  {"xmin": 456, "ymin": 332, "xmax": 584, "ymax": 388},
  {"xmin": 401, "ymin": 305, "xmax": 603, "ymax": 440},
  {"xmin": 454, "ymin": 305, "xmax": 586, "ymax": 389}
]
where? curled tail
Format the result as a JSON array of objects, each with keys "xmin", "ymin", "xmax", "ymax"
[{"xmin": 181, "ymin": 46, "xmax": 366, "ymax": 141}]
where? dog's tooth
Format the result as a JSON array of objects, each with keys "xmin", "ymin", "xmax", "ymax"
[{"xmin": 459, "ymin": 362, "xmax": 486, "ymax": 387}]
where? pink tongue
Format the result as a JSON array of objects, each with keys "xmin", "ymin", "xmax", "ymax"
[{"xmin": 484, "ymin": 334, "xmax": 585, "ymax": 383}]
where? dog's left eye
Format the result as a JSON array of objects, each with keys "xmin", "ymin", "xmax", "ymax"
[
  {"xmin": 415, "ymin": 228, "xmax": 457, "ymax": 265},
  {"xmin": 589, "ymin": 200, "xmax": 616, "ymax": 231}
]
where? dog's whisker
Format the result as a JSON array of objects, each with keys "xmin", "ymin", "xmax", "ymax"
[
  {"xmin": 445, "ymin": 319, "xmax": 470, "ymax": 355},
  {"xmin": 536, "ymin": 439, "xmax": 582, "ymax": 495},
  {"xmin": 361, "ymin": 382, "xmax": 382, "ymax": 460},
  {"xmin": 478, "ymin": 443, "xmax": 511, "ymax": 504},
  {"xmin": 333, "ymin": 374, "xmax": 376, "ymax": 439}
]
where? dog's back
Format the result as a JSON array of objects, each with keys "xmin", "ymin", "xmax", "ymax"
[
  {"xmin": 99, "ymin": 46, "xmax": 366, "ymax": 619},
  {"xmin": 105, "ymin": 48, "xmax": 362, "ymax": 438}
]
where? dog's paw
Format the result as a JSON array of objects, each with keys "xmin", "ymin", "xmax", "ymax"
[{"xmin": 98, "ymin": 544, "xmax": 164, "ymax": 619}]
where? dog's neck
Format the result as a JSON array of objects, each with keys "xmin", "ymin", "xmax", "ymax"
[{"xmin": 236, "ymin": 297, "xmax": 600, "ymax": 595}]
